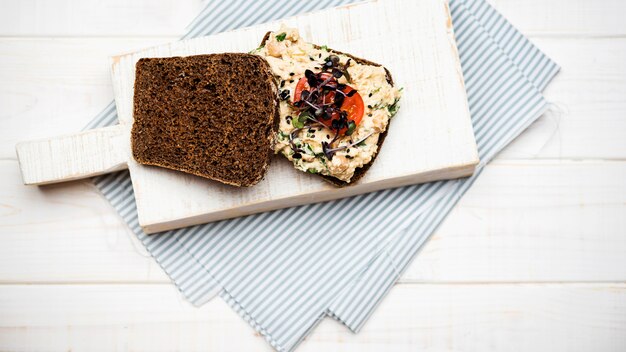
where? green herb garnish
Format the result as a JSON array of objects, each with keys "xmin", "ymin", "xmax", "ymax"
[
  {"xmin": 248, "ymin": 45, "xmax": 264, "ymax": 54},
  {"xmin": 303, "ymin": 143, "xmax": 315, "ymax": 155},
  {"xmin": 292, "ymin": 119, "xmax": 304, "ymax": 129},
  {"xmin": 276, "ymin": 32, "xmax": 287, "ymax": 42},
  {"xmin": 388, "ymin": 97, "xmax": 401, "ymax": 117},
  {"xmin": 298, "ymin": 111, "xmax": 312, "ymax": 125},
  {"xmin": 345, "ymin": 121, "xmax": 356, "ymax": 136},
  {"xmin": 315, "ymin": 153, "xmax": 329, "ymax": 171}
]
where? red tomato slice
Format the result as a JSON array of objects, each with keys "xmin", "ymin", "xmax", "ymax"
[{"xmin": 293, "ymin": 73, "xmax": 364, "ymax": 135}]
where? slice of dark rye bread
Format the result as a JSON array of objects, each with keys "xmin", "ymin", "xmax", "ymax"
[
  {"xmin": 131, "ymin": 53, "xmax": 279, "ymax": 187},
  {"xmin": 260, "ymin": 32, "xmax": 395, "ymax": 187}
]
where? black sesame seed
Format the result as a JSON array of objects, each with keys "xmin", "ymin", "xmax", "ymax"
[
  {"xmin": 368, "ymin": 92, "xmax": 373, "ymax": 97},
  {"xmin": 326, "ymin": 134, "xmax": 330, "ymax": 139},
  {"xmin": 346, "ymin": 155, "xmax": 353, "ymax": 159},
  {"xmin": 367, "ymin": 104, "xmax": 373, "ymax": 109},
  {"xmin": 280, "ymin": 80, "xmax": 285, "ymax": 88},
  {"xmin": 309, "ymin": 57, "xmax": 315, "ymax": 61},
  {"xmin": 318, "ymin": 53, "xmax": 322, "ymax": 58},
  {"xmin": 292, "ymin": 152, "xmax": 302, "ymax": 159},
  {"xmin": 289, "ymin": 79, "xmax": 294, "ymax": 83},
  {"xmin": 289, "ymin": 72, "xmax": 295, "ymax": 76},
  {"xmin": 346, "ymin": 148, "xmax": 351, "ymax": 153},
  {"xmin": 368, "ymin": 113, "xmax": 372, "ymax": 117}
]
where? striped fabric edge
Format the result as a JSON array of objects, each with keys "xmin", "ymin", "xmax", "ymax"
[
  {"xmin": 458, "ymin": 0, "xmax": 559, "ymax": 162},
  {"xmin": 80, "ymin": 100, "xmax": 117, "ymax": 131},
  {"xmin": 465, "ymin": 0, "xmax": 560, "ymax": 91},
  {"xmin": 92, "ymin": 171, "xmax": 223, "ymax": 304},
  {"xmin": 183, "ymin": 0, "xmax": 359, "ymax": 40},
  {"xmin": 327, "ymin": 170, "xmax": 480, "ymax": 333},
  {"xmin": 325, "ymin": 0, "xmax": 559, "ymax": 334},
  {"xmin": 221, "ymin": 289, "xmax": 282, "ymax": 351}
]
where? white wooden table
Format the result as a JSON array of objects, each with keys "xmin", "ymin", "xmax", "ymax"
[{"xmin": 1, "ymin": 0, "xmax": 625, "ymax": 350}]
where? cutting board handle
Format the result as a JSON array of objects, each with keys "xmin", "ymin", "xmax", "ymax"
[{"xmin": 15, "ymin": 124, "xmax": 129, "ymax": 185}]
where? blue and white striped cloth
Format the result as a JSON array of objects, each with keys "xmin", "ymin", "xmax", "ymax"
[{"xmin": 85, "ymin": 0, "xmax": 559, "ymax": 350}]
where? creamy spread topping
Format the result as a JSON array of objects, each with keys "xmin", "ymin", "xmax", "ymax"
[{"xmin": 253, "ymin": 25, "xmax": 402, "ymax": 182}]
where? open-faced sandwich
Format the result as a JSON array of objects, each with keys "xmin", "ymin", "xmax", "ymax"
[
  {"xmin": 130, "ymin": 26, "xmax": 401, "ymax": 188},
  {"xmin": 252, "ymin": 25, "xmax": 402, "ymax": 186}
]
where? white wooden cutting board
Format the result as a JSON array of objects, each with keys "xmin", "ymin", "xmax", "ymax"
[{"xmin": 16, "ymin": 0, "xmax": 478, "ymax": 234}]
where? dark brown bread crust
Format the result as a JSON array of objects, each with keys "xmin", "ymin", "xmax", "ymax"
[
  {"xmin": 132, "ymin": 53, "xmax": 279, "ymax": 187},
  {"xmin": 261, "ymin": 32, "xmax": 395, "ymax": 187}
]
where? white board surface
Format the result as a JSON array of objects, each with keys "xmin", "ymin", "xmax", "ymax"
[
  {"xmin": 109, "ymin": 0, "xmax": 477, "ymax": 233},
  {"xmin": 16, "ymin": 0, "xmax": 478, "ymax": 234}
]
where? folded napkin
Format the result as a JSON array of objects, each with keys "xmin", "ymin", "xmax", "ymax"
[
  {"xmin": 86, "ymin": 0, "xmax": 559, "ymax": 350},
  {"xmin": 327, "ymin": 0, "xmax": 560, "ymax": 336}
]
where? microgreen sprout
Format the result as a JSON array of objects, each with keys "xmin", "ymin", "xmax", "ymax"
[
  {"xmin": 289, "ymin": 56, "xmax": 361, "ymax": 160},
  {"xmin": 322, "ymin": 132, "xmax": 374, "ymax": 160}
]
